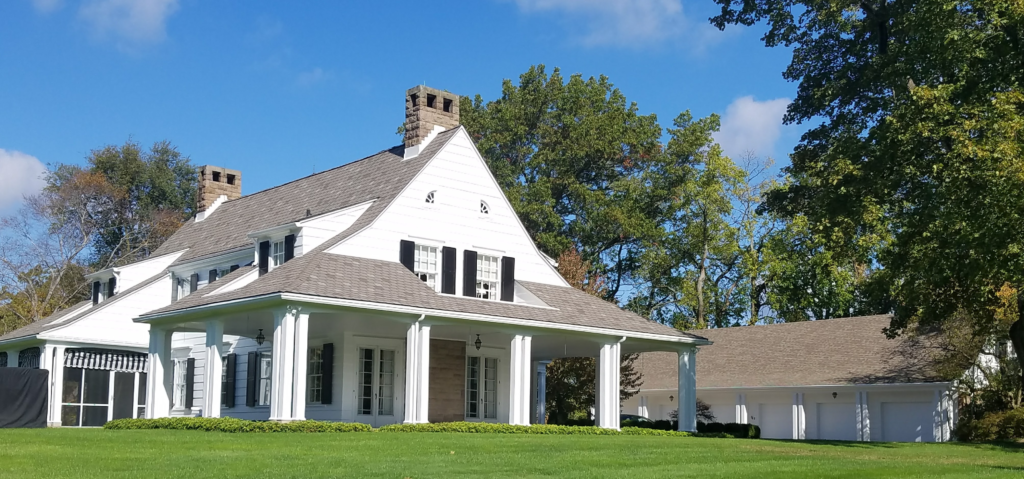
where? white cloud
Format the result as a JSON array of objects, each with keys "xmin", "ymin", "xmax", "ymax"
[
  {"xmin": 513, "ymin": 0, "xmax": 690, "ymax": 47},
  {"xmin": 79, "ymin": 0, "xmax": 179, "ymax": 46},
  {"xmin": 296, "ymin": 67, "xmax": 331, "ymax": 87},
  {"xmin": 31, "ymin": 0, "xmax": 64, "ymax": 13},
  {"xmin": 713, "ymin": 96, "xmax": 791, "ymax": 158},
  {"xmin": 0, "ymin": 149, "xmax": 48, "ymax": 213}
]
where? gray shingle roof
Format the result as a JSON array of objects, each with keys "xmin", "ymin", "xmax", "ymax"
[
  {"xmin": 154, "ymin": 129, "xmax": 458, "ymax": 266},
  {"xmin": 144, "ymin": 254, "xmax": 701, "ymax": 340},
  {"xmin": 635, "ymin": 315, "xmax": 947, "ymax": 389},
  {"xmin": 0, "ymin": 300, "xmax": 91, "ymax": 343}
]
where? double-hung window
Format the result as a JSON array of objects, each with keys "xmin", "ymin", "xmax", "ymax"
[
  {"xmin": 172, "ymin": 358, "xmax": 188, "ymax": 409},
  {"xmin": 221, "ymin": 356, "xmax": 230, "ymax": 408},
  {"xmin": 414, "ymin": 244, "xmax": 439, "ymax": 291},
  {"xmin": 307, "ymin": 346, "xmax": 323, "ymax": 404},
  {"xmin": 271, "ymin": 240, "xmax": 286, "ymax": 268},
  {"xmin": 258, "ymin": 352, "xmax": 272, "ymax": 406},
  {"xmin": 476, "ymin": 254, "xmax": 500, "ymax": 300}
]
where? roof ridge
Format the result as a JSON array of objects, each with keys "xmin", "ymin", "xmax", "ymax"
[{"xmin": 689, "ymin": 314, "xmax": 893, "ymax": 334}]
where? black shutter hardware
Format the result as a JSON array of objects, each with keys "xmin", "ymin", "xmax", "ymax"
[
  {"xmin": 500, "ymin": 257, "xmax": 516, "ymax": 302},
  {"xmin": 399, "ymin": 240, "xmax": 415, "ymax": 272},
  {"xmin": 284, "ymin": 234, "xmax": 296, "ymax": 262},
  {"xmin": 258, "ymin": 241, "xmax": 270, "ymax": 276},
  {"xmin": 463, "ymin": 250, "xmax": 478, "ymax": 297},
  {"xmin": 441, "ymin": 246, "xmax": 456, "ymax": 294},
  {"xmin": 184, "ymin": 358, "xmax": 196, "ymax": 409},
  {"xmin": 246, "ymin": 352, "xmax": 258, "ymax": 407},
  {"xmin": 321, "ymin": 343, "xmax": 334, "ymax": 405}
]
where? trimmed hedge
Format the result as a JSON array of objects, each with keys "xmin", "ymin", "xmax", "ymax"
[
  {"xmin": 378, "ymin": 421, "xmax": 695, "ymax": 436},
  {"xmin": 697, "ymin": 422, "xmax": 761, "ymax": 439},
  {"xmin": 955, "ymin": 408, "xmax": 1024, "ymax": 442},
  {"xmin": 103, "ymin": 417, "xmax": 372, "ymax": 433}
]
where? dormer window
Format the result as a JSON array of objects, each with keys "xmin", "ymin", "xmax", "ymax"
[
  {"xmin": 425, "ymin": 191, "xmax": 436, "ymax": 204},
  {"xmin": 476, "ymin": 254, "xmax": 500, "ymax": 300},
  {"xmin": 480, "ymin": 200, "xmax": 489, "ymax": 215},
  {"xmin": 271, "ymin": 240, "xmax": 286, "ymax": 268},
  {"xmin": 414, "ymin": 244, "xmax": 439, "ymax": 291}
]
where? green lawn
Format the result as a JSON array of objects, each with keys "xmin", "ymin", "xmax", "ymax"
[{"xmin": 0, "ymin": 429, "xmax": 1021, "ymax": 478}]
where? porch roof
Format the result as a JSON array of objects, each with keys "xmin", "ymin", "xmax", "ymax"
[{"xmin": 140, "ymin": 253, "xmax": 704, "ymax": 341}]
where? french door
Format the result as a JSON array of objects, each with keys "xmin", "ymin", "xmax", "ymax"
[
  {"xmin": 356, "ymin": 347, "xmax": 396, "ymax": 427},
  {"xmin": 465, "ymin": 356, "xmax": 497, "ymax": 421}
]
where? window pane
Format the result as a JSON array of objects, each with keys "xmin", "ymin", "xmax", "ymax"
[
  {"xmin": 358, "ymin": 348, "xmax": 373, "ymax": 415},
  {"xmin": 111, "ymin": 372, "xmax": 135, "ymax": 420},
  {"xmin": 62, "ymin": 367, "xmax": 83, "ymax": 403},
  {"xmin": 82, "ymin": 405, "xmax": 109, "ymax": 427},
  {"xmin": 378, "ymin": 350, "xmax": 395, "ymax": 416},
  {"xmin": 137, "ymin": 372, "xmax": 147, "ymax": 406},
  {"xmin": 61, "ymin": 405, "xmax": 81, "ymax": 427},
  {"xmin": 83, "ymin": 369, "xmax": 110, "ymax": 405}
]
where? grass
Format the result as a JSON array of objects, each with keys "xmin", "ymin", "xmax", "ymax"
[{"xmin": 0, "ymin": 429, "xmax": 1022, "ymax": 478}]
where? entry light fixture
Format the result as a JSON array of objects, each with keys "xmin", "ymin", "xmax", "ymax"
[
  {"xmin": 669, "ymin": 395, "xmax": 674, "ymax": 402},
  {"xmin": 256, "ymin": 329, "xmax": 265, "ymax": 346},
  {"xmin": 474, "ymin": 334, "xmax": 482, "ymax": 350},
  {"xmin": 832, "ymin": 392, "xmax": 838, "ymax": 399}
]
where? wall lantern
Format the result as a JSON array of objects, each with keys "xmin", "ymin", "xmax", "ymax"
[
  {"xmin": 474, "ymin": 334, "xmax": 482, "ymax": 350},
  {"xmin": 256, "ymin": 329, "xmax": 265, "ymax": 346},
  {"xmin": 669, "ymin": 395, "xmax": 674, "ymax": 402},
  {"xmin": 832, "ymin": 392, "xmax": 838, "ymax": 399}
]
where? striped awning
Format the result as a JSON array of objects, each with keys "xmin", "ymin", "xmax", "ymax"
[{"xmin": 64, "ymin": 348, "xmax": 148, "ymax": 373}]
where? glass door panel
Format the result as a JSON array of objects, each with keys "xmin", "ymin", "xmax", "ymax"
[
  {"xmin": 465, "ymin": 357, "xmax": 480, "ymax": 418},
  {"xmin": 377, "ymin": 350, "xmax": 395, "ymax": 416},
  {"xmin": 111, "ymin": 372, "xmax": 135, "ymax": 420},
  {"xmin": 483, "ymin": 358, "xmax": 498, "ymax": 419},
  {"xmin": 358, "ymin": 348, "xmax": 374, "ymax": 416}
]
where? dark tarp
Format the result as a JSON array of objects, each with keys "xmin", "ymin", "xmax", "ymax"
[{"xmin": 0, "ymin": 368, "xmax": 49, "ymax": 428}]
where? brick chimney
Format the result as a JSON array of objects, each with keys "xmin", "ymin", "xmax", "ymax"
[
  {"xmin": 197, "ymin": 165, "xmax": 242, "ymax": 213},
  {"xmin": 404, "ymin": 85, "xmax": 460, "ymax": 150}
]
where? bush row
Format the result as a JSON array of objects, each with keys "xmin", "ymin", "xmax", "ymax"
[
  {"xmin": 103, "ymin": 417, "xmax": 754, "ymax": 438},
  {"xmin": 955, "ymin": 408, "xmax": 1024, "ymax": 442},
  {"xmin": 103, "ymin": 417, "xmax": 373, "ymax": 433},
  {"xmin": 620, "ymin": 419, "xmax": 761, "ymax": 439}
]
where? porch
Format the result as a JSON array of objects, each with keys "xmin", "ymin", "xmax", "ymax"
[{"xmin": 143, "ymin": 302, "xmax": 699, "ymax": 430}]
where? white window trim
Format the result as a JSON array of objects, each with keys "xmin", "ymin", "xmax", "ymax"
[
  {"xmin": 257, "ymin": 351, "xmax": 272, "ymax": 407},
  {"xmin": 476, "ymin": 253, "xmax": 500, "ymax": 301},
  {"xmin": 307, "ymin": 345, "xmax": 324, "ymax": 405},
  {"xmin": 271, "ymin": 240, "xmax": 286, "ymax": 269},
  {"xmin": 414, "ymin": 244, "xmax": 440, "ymax": 293}
]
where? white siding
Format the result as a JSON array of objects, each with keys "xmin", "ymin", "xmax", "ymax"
[
  {"xmin": 329, "ymin": 129, "xmax": 566, "ymax": 289},
  {"xmin": 115, "ymin": 251, "xmax": 184, "ymax": 292},
  {"xmin": 296, "ymin": 202, "xmax": 373, "ymax": 255},
  {"xmin": 43, "ymin": 275, "xmax": 173, "ymax": 347}
]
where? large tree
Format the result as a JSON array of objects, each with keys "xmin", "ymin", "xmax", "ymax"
[{"xmin": 711, "ymin": 0, "xmax": 1024, "ymax": 359}]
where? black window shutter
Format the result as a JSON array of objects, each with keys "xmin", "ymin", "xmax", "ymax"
[
  {"xmin": 92, "ymin": 281, "xmax": 100, "ymax": 305},
  {"xmin": 500, "ymin": 257, "xmax": 516, "ymax": 302},
  {"xmin": 321, "ymin": 343, "xmax": 334, "ymax": 405},
  {"xmin": 399, "ymin": 240, "xmax": 415, "ymax": 272},
  {"xmin": 189, "ymin": 273, "xmax": 199, "ymax": 293},
  {"xmin": 441, "ymin": 246, "xmax": 456, "ymax": 294},
  {"xmin": 107, "ymin": 277, "xmax": 116, "ymax": 298},
  {"xmin": 284, "ymin": 234, "xmax": 296, "ymax": 262},
  {"xmin": 258, "ymin": 241, "xmax": 270, "ymax": 276},
  {"xmin": 171, "ymin": 277, "xmax": 179, "ymax": 302},
  {"xmin": 209, "ymin": 269, "xmax": 219, "ymax": 283},
  {"xmin": 230, "ymin": 264, "xmax": 239, "ymax": 272},
  {"xmin": 184, "ymin": 357, "xmax": 196, "ymax": 409},
  {"xmin": 245, "ymin": 352, "xmax": 258, "ymax": 407},
  {"xmin": 223, "ymin": 353, "xmax": 236, "ymax": 408},
  {"xmin": 463, "ymin": 250, "xmax": 478, "ymax": 297}
]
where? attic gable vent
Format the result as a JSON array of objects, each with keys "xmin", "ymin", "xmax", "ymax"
[
  {"xmin": 480, "ymin": 200, "xmax": 489, "ymax": 215},
  {"xmin": 426, "ymin": 191, "xmax": 435, "ymax": 204}
]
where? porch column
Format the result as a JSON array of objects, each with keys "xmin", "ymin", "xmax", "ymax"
[
  {"xmin": 403, "ymin": 321, "xmax": 420, "ymax": 424},
  {"xmin": 595, "ymin": 341, "xmax": 621, "ymax": 430},
  {"xmin": 203, "ymin": 320, "xmax": 224, "ymax": 418},
  {"xmin": 677, "ymin": 347, "xmax": 697, "ymax": 432},
  {"xmin": 792, "ymin": 392, "xmax": 806, "ymax": 440},
  {"xmin": 736, "ymin": 393, "xmax": 747, "ymax": 424},
  {"xmin": 270, "ymin": 307, "xmax": 296, "ymax": 421},
  {"xmin": 146, "ymin": 327, "xmax": 173, "ymax": 418},
  {"xmin": 638, "ymin": 396, "xmax": 648, "ymax": 418},
  {"xmin": 856, "ymin": 391, "xmax": 871, "ymax": 441},
  {"xmin": 291, "ymin": 310, "xmax": 309, "ymax": 421},
  {"xmin": 508, "ymin": 334, "xmax": 532, "ymax": 426},
  {"xmin": 535, "ymin": 361, "xmax": 548, "ymax": 424},
  {"xmin": 415, "ymin": 324, "xmax": 431, "ymax": 423},
  {"xmin": 44, "ymin": 345, "xmax": 65, "ymax": 426}
]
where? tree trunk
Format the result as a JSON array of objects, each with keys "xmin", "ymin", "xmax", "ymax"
[
  {"xmin": 1011, "ymin": 294, "xmax": 1024, "ymax": 381},
  {"xmin": 696, "ymin": 243, "xmax": 708, "ymax": 328}
]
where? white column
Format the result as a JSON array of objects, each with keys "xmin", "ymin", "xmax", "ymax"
[
  {"xmin": 595, "ymin": 341, "xmax": 621, "ymax": 429},
  {"xmin": 403, "ymin": 321, "xmax": 420, "ymax": 424},
  {"xmin": 45, "ymin": 345, "xmax": 65, "ymax": 426},
  {"xmin": 736, "ymin": 393, "xmax": 747, "ymax": 424},
  {"xmin": 638, "ymin": 396, "xmax": 648, "ymax": 418},
  {"xmin": 677, "ymin": 347, "xmax": 697, "ymax": 432},
  {"xmin": 291, "ymin": 310, "xmax": 309, "ymax": 421},
  {"xmin": 856, "ymin": 391, "xmax": 871, "ymax": 441},
  {"xmin": 146, "ymin": 327, "xmax": 173, "ymax": 419},
  {"xmin": 416, "ymin": 324, "xmax": 431, "ymax": 423},
  {"xmin": 270, "ymin": 308, "xmax": 295, "ymax": 421},
  {"xmin": 792, "ymin": 392, "xmax": 805, "ymax": 440},
  {"xmin": 536, "ymin": 361, "xmax": 548, "ymax": 424},
  {"xmin": 203, "ymin": 320, "xmax": 224, "ymax": 418},
  {"xmin": 507, "ymin": 335, "xmax": 532, "ymax": 426}
]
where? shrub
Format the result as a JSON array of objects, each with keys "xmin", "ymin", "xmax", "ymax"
[
  {"xmin": 103, "ymin": 417, "xmax": 372, "ymax": 433},
  {"xmin": 377, "ymin": 421, "xmax": 694, "ymax": 436},
  {"xmin": 956, "ymin": 408, "xmax": 1024, "ymax": 442},
  {"xmin": 696, "ymin": 422, "xmax": 760, "ymax": 439}
]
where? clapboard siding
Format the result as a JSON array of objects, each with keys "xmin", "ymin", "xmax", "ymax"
[
  {"xmin": 329, "ymin": 130, "xmax": 565, "ymax": 290},
  {"xmin": 296, "ymin": 202, "xmax": 373, "ymax": 256},
  {"xmin": 115, "ymin": 251, "xmax": 185, "ymax": 292},
  {"xmin": 44, "ymin": 275, "xmax": 173, "ymax": 347}
]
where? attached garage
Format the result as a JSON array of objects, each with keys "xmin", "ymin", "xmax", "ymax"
[
  {"xmin": 757, "ymin": 403, "xmax": 792, "ymax": 439},
  {"xmin": 817, "ymin": 403, "xmax": 856, "ymax": 441},
  {"xmin": 881, "ymin": 402, "xmax": 934, "ymax": 442}
]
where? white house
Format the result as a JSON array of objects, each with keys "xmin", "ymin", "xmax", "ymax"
[
  {"xmin": 0, "ymin": 85, "xmax": 708, "ymax": 430},
  {"xmin": 624, "ymin": 315, "xmax": 958, "ymax": 442}
]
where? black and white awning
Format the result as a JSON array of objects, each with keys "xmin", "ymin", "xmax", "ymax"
[{"xmin": 64, "ymin": 348, "xmax": 148, "ymax": 373}]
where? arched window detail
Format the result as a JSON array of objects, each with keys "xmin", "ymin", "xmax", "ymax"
[
  {"xmin": 425, "ymin": 191, "xmax": 436, "ymax": 204},
  {"xmin": 480, "ymin": 200, "xmax": 489, "ymax": 215}
]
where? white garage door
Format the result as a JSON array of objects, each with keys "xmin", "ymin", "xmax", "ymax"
[
  {"xmin": 882, "ymin": 402, "xmax": 935, "ymax": 442},
  {"xmin": 758, "ymin": 403, "xmax": 792, "ymax": 439},
  {"xmin": 817, "ymin": 403, "xmax": 856, "ymax": 441}
]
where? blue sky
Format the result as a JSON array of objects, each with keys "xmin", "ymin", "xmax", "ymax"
[{"xmin": 0, "ymin": 0, "xmax": 801, "ymax": 212}]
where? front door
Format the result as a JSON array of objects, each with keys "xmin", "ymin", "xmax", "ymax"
[
  {"xmin": 465, "ymin": 356, "xmax": 498, "ymax": 421},
  {"xmin": 356, "ymin": 347, "xmax": 396, "ymax": 427}
]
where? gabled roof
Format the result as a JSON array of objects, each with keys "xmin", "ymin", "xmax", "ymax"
[
  {"xmin": 635, "ymin": 315, "xmax": 947, "ymax": 390},
  {"xmin": 0, "ymin": 300, "xmax": 90, "ymax": 344},
  {"xmin": 154, "ymin": 129, "xmax": 459, "ymax": 266}
]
